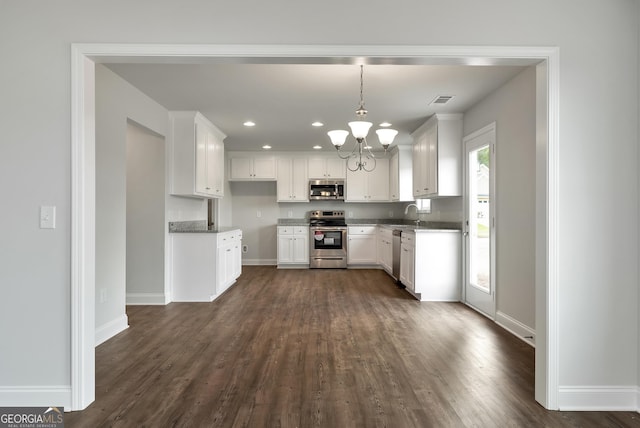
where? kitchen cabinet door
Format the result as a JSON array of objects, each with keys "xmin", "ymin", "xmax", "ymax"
[
  {"xmin": 390, "ymin": 146, "xmax": 413, "ymax": 202},
  {"xmin": 347, "ymin": 226, "xmax": 377, "ymax": 264},
  {"xmin": 411, "ymin": 114, "xmax": 462, "ymax": 198},
  {"xmin": 292, "ymin": 231, "xmax": 309, "ymax": 263},
  {"xmin": 169, "ymin": 111, "xmax": 226, "ymax": 198},
  {"xmin": 399, "ymin": 234, "xmax": 415, "ymax": 292},
  {"xmin": 348, "ymin": 234, "xmax": 377, "ymax": 264},
  {"xmin": 308, "ymin": 157, "xmax": 345, "ymax": 179},
  {"xmin": 345, "ymin": 157, "xmax": 389, "ymax": 201},
  {"xmin": 277, "ymin": 226, "xmax": 309, "ymax": 267},
  {"xmin": 229, "ymin": 156, "xmax": 276, "ymax": 180},
  {"xmin": 366, "ymin": 158, "xmax": 389, "ymax": 201},
  {"xmin": 378, "ymin": 228, "xmax": 393, "ymax": 274},
  {"xmin": 277, "ymin": 157, "xmax": 309, "ymax": 202},
  {"xmin": 325, "ymin": 157, "xmax": 346, "ymax": 179}
]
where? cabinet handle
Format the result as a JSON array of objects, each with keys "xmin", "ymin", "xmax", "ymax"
[{"xmin": 206, "ymin": 187, "xmax": 211, "ymax": 190}]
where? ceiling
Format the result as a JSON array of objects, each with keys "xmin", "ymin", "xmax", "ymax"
[{"xmin": 105, "ymin": 62, "xmax": 527, "ymax": 152}]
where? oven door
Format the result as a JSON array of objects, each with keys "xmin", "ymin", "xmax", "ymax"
[{"xmin": 309, "ymin": 226, "xmax": 347, "ymax": 268}]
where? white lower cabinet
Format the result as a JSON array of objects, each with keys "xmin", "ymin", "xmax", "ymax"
[
  {"xmin": 400, "ymin": 230, "xmax": 461, "ymax": 301},
  {"xmin": 399, "ymin": 232, "xmax": 415, "ymax": 292},
  {"xmin": 217, "ymin": 230, "xmax": 243, "ymax": 295},
  {"xmin": 377, "ymin": 227, "xmax": 393, "ymax": 275},
  {"xmin": 347, "ymin": 226, "xmax": 378, "ymax": 265},
  {"xmin": 170, "ymin": 229, "xmax": 242, "ymax": 302},
  {"xmin": 277, "ymin": 226, "xmax": 309, "ymax": 267}
]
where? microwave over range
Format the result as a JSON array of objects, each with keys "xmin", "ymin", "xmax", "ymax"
[{"xmin": 309, "ymin": 180, "xmax": 344, "ymax": 201}]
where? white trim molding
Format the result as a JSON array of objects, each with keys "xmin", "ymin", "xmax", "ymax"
[
  {"xmin": 71, "ymin": 43, "xmax": 560, "ymax": 411},
  {"xmin": 242, "ymin": 258, "xmax": 277, "ymax": 266},
  {"xmin": 558, "ymin": 386, "xmax": 639, "ymax": 411},
  {"xmin": 496, "ymin": 311, "xmax": 535, "ymax": 347},
  {"xmin": 126, "ymin": 293, "xmax": 169, "ymax": 305},
  {"xmin": 0, "ymin": 386, "xmax": 71, "ymax": 410},
  {"xmin": 95, "ymin": 315, "xmax": 129, "ymax": 346}
]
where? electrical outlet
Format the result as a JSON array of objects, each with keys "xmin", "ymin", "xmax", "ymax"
[
  {"xmin": 288, "ymin": 210, "xmax": 293, "ymax": 218},
  {"xmin": 389, "ymin": 210, "xmax": 394, "ymax": 217},
  {"xmin": 99, "ymin": 288, "xmax": 107, "ymax": 303},
  {"xmin": 348, "ymin": 211, "xmax": 354, "ymax": 218},
  {"xmin": 242, "ymin": 245, "xmax": 248, "ymax": 253},
  {"xmin": 256, "ymin": 210, "xmax": 261, "ymax": 218}
]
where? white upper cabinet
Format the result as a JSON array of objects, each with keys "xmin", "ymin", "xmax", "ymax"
[
  {"xmin": 169, "ymin": 111, "xmax": 226, "ymax": 198},
  {"xmin": 308, "ymin": 157, "xmax": 346, "ymax": 179},
  {"xmin": 277, "ymin": 157, "xmax": 309, "ymax": 202},
  {"xmin": 411, "ymin": 114, "xmax": 463, "ymax": 198},
  {"xmin": 389, "ymin": 145, "xmax": 414, "ymax": 202},
  {"xmin": 229, "ymin": 156, "xmax": 277, "ymax": 181},
  {"xmin": 345, "ymin": 157, "xmax": 389, "ymax": 202}
]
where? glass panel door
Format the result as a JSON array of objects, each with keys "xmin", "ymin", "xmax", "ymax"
[
  {"xmin": 463, "ymin": 123, "xmax": 496, "ymax": 318},
  {"xmin": 468, "ymin": 144, "xmax": 491, "ymax": 292}
]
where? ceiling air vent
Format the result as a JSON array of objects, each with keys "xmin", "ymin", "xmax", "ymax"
[{"xmin": 430, "ymin": 95, "xmax": 454, "ymax": 106}]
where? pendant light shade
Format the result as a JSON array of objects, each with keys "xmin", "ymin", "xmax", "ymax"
[
  {"xmin": 348, "ymin": 121, "xmax": 373, "ymax": 140},
  {"xmin": 327, "ymin": 130, "xmax": 349, "ymax": 147},
  {"xmin": 375, "ymin": 128, "xmax": 398, "ymax": 150}
]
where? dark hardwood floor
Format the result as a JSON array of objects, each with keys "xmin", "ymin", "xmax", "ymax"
[{"xmin": 67, "ymin": 266, "xmax": 640, "ymax": 427}]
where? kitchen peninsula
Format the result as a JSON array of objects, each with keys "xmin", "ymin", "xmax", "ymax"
[{"xmin": 169, "ymin": 221, "xmax": 242, "ymax": 302}]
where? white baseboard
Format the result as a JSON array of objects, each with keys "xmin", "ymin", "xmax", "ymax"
[
  {"xmin": 558, "ymin": 385, "xmax": 639, "ymax": 411},
  {"xmin": 126, "ymin": 292, "xmax": 169, "ymax": 305},
  {"xmin": 242, "ymin": 258, "xmax": 276, "ymax": 266},
  {"xmin": 0, "ymin": 385, "xmax": 71, "ymax": 409},
  {"xmin": 277, "ymin": 264, "xmax": 310, "ymax": 269},
  {"xmin": 495, "ymin": 311, "xmax": 535, "ymax": 347},
  {"xmin": 95, "ymin": 314, "xmax": 129, "ymax": 346}
]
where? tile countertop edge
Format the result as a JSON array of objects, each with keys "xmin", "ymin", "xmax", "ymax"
[{"xmin": 169, "ymin": 220, "xmax": 241, "ymax": 233}]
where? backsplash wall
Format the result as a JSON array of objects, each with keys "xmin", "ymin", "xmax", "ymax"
[{"xmin": 224, "ymin": 180, "xmax": 462, "ymax": 264}]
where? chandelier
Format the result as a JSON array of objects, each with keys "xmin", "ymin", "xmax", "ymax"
[{"xmin": 327, "ymin": 65, "xmax": 398, "ymax": 172}]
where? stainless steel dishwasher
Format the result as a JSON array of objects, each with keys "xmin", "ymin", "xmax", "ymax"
[{"xmin": 392, "ymin": 229, "xmax": 403, "ymax": 284}]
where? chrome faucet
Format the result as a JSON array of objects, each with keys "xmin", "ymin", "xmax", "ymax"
[{"xmin": 404, "ymin": 203, "xmax": 421, "ymax": 225}]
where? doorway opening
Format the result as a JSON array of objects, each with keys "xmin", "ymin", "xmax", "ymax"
[{"xmin": 71, "ymin": 44, "xmax": 559, "ymax": 411}]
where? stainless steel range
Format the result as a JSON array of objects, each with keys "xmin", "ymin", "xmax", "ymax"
[{"xmin": 309, "ymin": 210, "xmax": 347, "ymax": 269}]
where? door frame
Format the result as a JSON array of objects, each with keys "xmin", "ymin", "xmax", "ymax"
[{"xmin": 71, "ymin": 44, "xmax": 559, "ymax": 410}]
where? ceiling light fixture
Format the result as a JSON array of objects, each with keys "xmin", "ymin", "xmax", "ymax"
[
  {"xmin": 327, "ymin": 65, "xmax": 398, "ymax": 172},
  {"xmin": 312, "ymin": 121, "xmax": 324, "ymax": 127},
  {"xmin": 243, "ymin": 121, "xmax": 256, "ymax": 127}
]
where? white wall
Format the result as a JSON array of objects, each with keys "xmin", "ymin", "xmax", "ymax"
[
  {"xmin": 0, "ymin": 0, "xmax": 638, "ymax": 411},
  {"xmin": 126, "ymin": 122, "xmax": 165, "ymax": 301},
  {"xmin": 94, "ymin": 65, "xmax": 168, "ymax": 344},
  {"xmin": 463, "ymin": 67, "xmax": 537, "ymax": 331},
  {"xmin": 94, "ymin": 65, "xmax": 207, "ymax": 343}
]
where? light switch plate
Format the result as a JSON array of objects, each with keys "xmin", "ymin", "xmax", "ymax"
[{"xmin": 40, "ymin": 206, "xmax": 56, "ymax": 229}]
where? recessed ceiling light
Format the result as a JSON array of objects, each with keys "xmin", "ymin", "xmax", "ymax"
[
  {"xmin": 312, "ymin": 122, "xmax": 324, "ymax": 127},
  {"xmin": 262, "ymin": 145, "xmax": 272, "ymax": 150},
  {"xmin": 379, "ymin": 122, "xmax": 392, "ymax": 127},
  {"xmin": 364, "ymin": 145, "xmax": 373, "ymax": 150},
  {"xmin": 313, "ymin": 145, "xmax": 322, "ymax": 150},
  {"xmin": 244, "ymin": 121, "xmax": 256, "ymax": 127}
]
